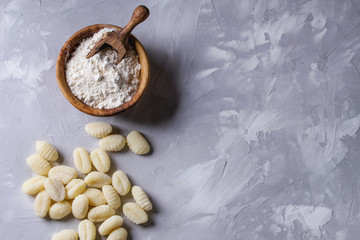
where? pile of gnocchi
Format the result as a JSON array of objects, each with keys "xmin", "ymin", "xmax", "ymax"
[{"xmin": 22, "ymin": 122, "xmax": 152, "ymax": 240}]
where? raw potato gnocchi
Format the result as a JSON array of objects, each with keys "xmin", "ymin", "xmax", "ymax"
[
  {"xmin": 99, "ymin": 134, "xmax": 126, "ymax": 152},
  {"xmin": 87, "ymin": 204, "xmax": 115, "ymax": 222},
  {"xmin": 49, "ymin": 201, "xmax": 71, "ymax": 219},
  {"xmin": 112, "ymin": 170, "xmax": 131, "ymax": 196},
  {"xmin": 36, "ymin": 140, "xmax": 58, "ymax": 161},
  {"xmin": 73, "ymin": 147, "xmax": 92, "ymax": 174},
  {"xmin": 107, "ymin": 228, "xmax": 128, "ymax": 240},
  {"xmin": 22, "ymin": 124, "xmax": 156, "ymax": 238},
  {"xmin": 102, "ymin": 185, "xmax": 121, "ymax": 209},
  {"xmin": 85, "ymin": 122, "xmax": 113, "ymax": 138},
  {"xmin": 90, "ymin": 148, "xmax": 111, "ymax": 173},
  {"xmin": 122, "ymin": 202, "xmax": 148, "ymax": 224},
  {"xmin": 83, "ymin": 188, "xmax": 106, "ymax": 206},
  {"xmin": 99, "ymin": 215, "xmax": 124, "ymax": 236},
  {"xmin": 65, "ymin": 179, "xmax": 86, "ymax": 199},
  {"xmin": 22, "ymin": 176, "xmax": 47, "ymax": 195},
  {"xmin": 48, "ymin": 166, "xmax": 78, "ymax": 185},
  {"xmin": 131, "ymin": 186, "xmax": 152, "ymax": 211},
  {"xmin": 44, "ymin": 178, "xmax": 65, "ymax": 202},
  {"xmin": 126, "ymin": 131, "xmax": 150, "ymax": 155},
  {"xmin": 26, "ymin": 154, "xmax": 51, "ymax": 176},
  {"xmin": 34, "ymin": 190, "xmax": 51, "ymax": 217},
  {"xmin": 72, "ymin": 194, "xmax": 89, "ymax": 219},
  {"xmin": 52, "ymin": 229, "xmax": 78, "ymax": 240},
  {"xmin": 78, "ymin": 219, "xmax": 96, "ymax": 240},
  {"xmin": 84, "ymin": 172, "xmax": 111, "ymax": 188}
]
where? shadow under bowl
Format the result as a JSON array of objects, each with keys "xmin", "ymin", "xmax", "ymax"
[{"xmin": 56, "ymin": 24, "xmax": 150, "ymax": 116}]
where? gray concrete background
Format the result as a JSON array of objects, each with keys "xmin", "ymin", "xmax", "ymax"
[{"xmin": 1, "ymin": 0, "xmax": 360, "ymax": 239}]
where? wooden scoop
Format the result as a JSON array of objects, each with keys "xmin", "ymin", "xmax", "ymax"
[{"xmin": 87, "ymin": 5, "xmax": 149, "ymax": 64}]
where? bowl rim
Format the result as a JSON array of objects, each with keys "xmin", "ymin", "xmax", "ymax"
[{"xmin": 56, "ymin": 24, "xmax": 150, "ymax": 116}]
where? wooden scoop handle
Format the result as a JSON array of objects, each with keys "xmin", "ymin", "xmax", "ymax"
[
  {"xmin": 86, "ymin": 5, "xmax": 149, "ymax": 62},
  {"xmin": 121, "ymin": 5, "xmax": 149, "ymax": 38}
]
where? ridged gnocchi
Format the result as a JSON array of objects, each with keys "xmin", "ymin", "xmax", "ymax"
[
  {"xmin": 73, "ymin": 147, "xmax": 92, "ymax": 174},
  {"xmin": 112, "ymin": 170, "xmax": 131, "ymax": 196},
  {"xmin": 65, "ymin": 179, "xmax": 86, "ymax": 199},
  {"xmin": 22, "ymin": 176, "xmax": 47, "ymax": 195},
  {"xmin": 84, "ymin": 172, "xmax": 112, "ymax": 188},
  {"xmin": 83, "ymin": 188, "xmax": 106, "ymax": 206},
  {"xmin": 51, "ymin": 229, "xmax": 78, "ymax": 240},
  {"xmin": 72, "ymin": 194, "xmax": 89, "ymax": 219},
  {"xmin": 90, "ymin": 148, "xmax": 111, "ymax": 173},
  {"xmin": 48, "ymin": 166, "xmax": 78, "ymax": 185},
  {"xmin": 122, "ymin": 202, "xmax": 148, "ymax": 224},
  {"xmin": 99, "ymin": 134, "xmax": 126, "ymax": 152},
  {"xmin": 102, "ymin": 185, "xmax": 121, "ymax": 209},
  {"xmin": 34, "ymin": 190, "xmax": 51, "ymax": 217},
  {"xmin": 85, "ymin": 122, "xmax": 113, "ymax": 138},
  {"xmin": 78, "ymin": 219, "xmax": 96, "ymax": 240},
  {"xmin": 126, "ymin": 131, "xmax": 150, "ymax": 155},
  {"xmin": 107, "ymin": 228, "xmax": 127, "ymax": 240},
  {"xmin": 44, "ymin": 178, "xmax": 65, "ymax": 202},
  {"xmin": 36, "ymin": 140, "xmax": 58, "ymax": 161},
  {"xmin": 131, "ymin": 186, "xmax": 152, "ymax": 211},
  {"xmin": 87, "ymin": 204, "xmax": 115, "ymax": 222},
  {"xmin": 99, "ymin": 215, "xmax": 124, "ymax": 236},
  {"xmin": 22, "ymin": 124, "xmax": 156, "ymax": 237},
  {"xmin": 26, "ymin": 154, "xmax": 51, "ymax": 176},
  {"xmin": 49, "ymin": 201, "xmax": 71, "ymax": 219}
]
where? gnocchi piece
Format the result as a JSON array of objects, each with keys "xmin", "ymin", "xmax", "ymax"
[
  {"xmin": 26, "ymin": 154, "xmax": 51, "ymax": 176},
  {"xmin": 131, "ymin": 186, "xmax": 152, "ymax": 211},
  {"xmin": 34, "ymin": 190, "xmax": 51, "ymax": 218},
  {"xmin": 78, "ymin": 219, "xmax": 96, "ymax": 240},
  {"xmin": 49, "ymin": 201, "xmax": 71, "ymax": 219},
  {"xmin": 73, "ymin": 147, "xmax": 92, "ymax": 174},
  {"xmin": 122, "ymin": 202, "xmax": 148, "ymax": 224},
  {"xmin": 112, "ymin": 170, "xmax": 131, "ymax": 196},
  {"xmin": 107, "ymin": 228, "xmax": 127, "ymax": 240},
  {"xmin": 90, "ymin": 148, "xmax": 110, "ymax": 173},
  {"xmin": 44, "ymin": 178, "xmax": 65, "ymax": 202},
  {"xmin": 51, "ymin": 229, "xmax": 78, "ymax": 240},
  {"xmin": 102, "ymin": 185, "xmax": 121, "ymax": 209},
  {"xmin": 126, "ymin": 131, "xmax": 150, "ymax": 155},
  {"xmin": 83, "ymin": 188, "xmax": 106, "ymax": 206},
  {"xmin": 99, "ymin": 215, "xmax": 124, "ymax": 236},
  {"xmin": 85, "ymin": 122, "xmax": 113, "ymax": 138},
  {"xmin": 72, "ymin": 194, "xmax": 89, "ymax": 219},
  {"xmin": 84, "ymin": 172, "xmax": 112, "ymax": 188},
  {"xmin": 99, "ymin": 134, "xmax": 126, "ymax": 152},
  {"xmin": 48, "ymin": 166, "xmax": 78, "ymax": 185},
  {"xmin": 87, "ymin": 204, "xmax": 115, "ymax": 222},
  {"xmin": 65, "ymin": 179, "xmax": 86, "ymax": 199},
  {"xmin": 22, "ymin": 176, "xmax": 47, "ymax": 195},
  {"xmin": 36, "ymin": 140, "xmax": 58, "ymax": 161}
]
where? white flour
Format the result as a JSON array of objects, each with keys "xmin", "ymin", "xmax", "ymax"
[{"xmin": 66, "ymin": 28, "xmax": 141, "ymax": 109}]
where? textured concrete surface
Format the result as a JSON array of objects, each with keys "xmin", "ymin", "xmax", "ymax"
[{"xmin": 1, "ymin": 0, "xmax": 360, "ymax": 239}]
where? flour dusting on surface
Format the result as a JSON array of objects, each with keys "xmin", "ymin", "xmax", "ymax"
[{"xmin": 66, "ymin": 28, "xmax": 141, "ymax": 109}]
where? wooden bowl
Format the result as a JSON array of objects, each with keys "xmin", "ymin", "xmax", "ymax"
[{"xmin": 56, "ymin": 24, "xmax": 150, "ymax": 116}]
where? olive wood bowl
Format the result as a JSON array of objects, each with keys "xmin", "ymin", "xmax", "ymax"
[{"xmin": 56, "ymin": 24, "xmax": 150, "ymax": 116}]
